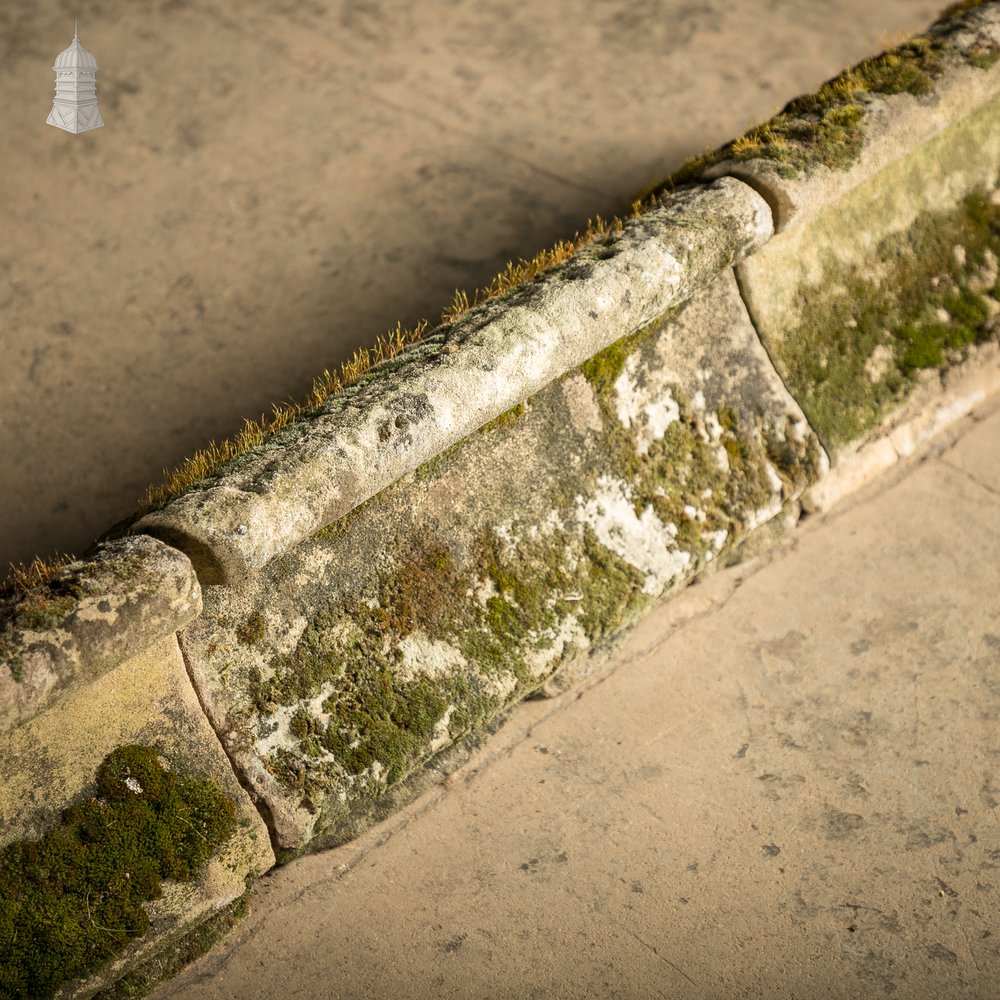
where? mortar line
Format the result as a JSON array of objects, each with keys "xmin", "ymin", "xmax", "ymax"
[{"xmin": 174, "ymin": 632, "xmax": 284, "ymax": 862}]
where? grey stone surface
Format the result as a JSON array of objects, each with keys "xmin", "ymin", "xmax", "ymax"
[
  {"xmin": 0, "ymin": 535, "xmax": 202, "ymax": 731},
  {"xmin": 134, "ymin": 178, "xmax": 773, "ymax": 585},
  {"xmin": 151, "ymin": 401, "xmax": 1000, "ymax": 1000},
  {"xmin": 0, "ymin": 634, "xmax": 275, "ymax": 1000},
  {"xmin": 178, "ymin": 269, "xmax": 821, "ymax": 854}
]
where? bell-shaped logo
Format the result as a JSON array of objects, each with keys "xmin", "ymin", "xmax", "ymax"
[{"xmin": 47, "ymin": 19, "xmax": 105, "ymax": 134}]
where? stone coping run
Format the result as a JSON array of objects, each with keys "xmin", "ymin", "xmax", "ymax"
[
  {"xmin": 1, "ymin": 4, "xmax": 999, "ymax": 999},
  {"xmin": 133, "ymin": 178, "xmax": 772, "ymax": 585}
]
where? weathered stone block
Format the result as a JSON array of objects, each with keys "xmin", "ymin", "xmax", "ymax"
[
  {"xmin": 0, "ymin": 536, "xmax": 202, "ymax": 731},
  {"xmin": 667, "ymin": 3, "xmax": 1000, "ymax": 460},
  {"xmin": 133, "ymin": 178, "xmax": 773, "ymax": 585},
  {"xmin": 179, "ymin": 270, "xmax": 823, "ymax": 857},
  {"xmin": 0, "ymin": 635, "xmax": 275, "ymax": 1000},
  {"xmin": 732, "ymin": 104, "xmax": 1000, "ymax": 458}
]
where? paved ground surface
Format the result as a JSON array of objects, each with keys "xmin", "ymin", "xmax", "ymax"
[
  {"xmin": 0, "ymin": 0, "xmax": 943, "ymax": 572},
  {"xmin": 149, "ymin": 401, "xmax": 1000, "ymax": 999}
]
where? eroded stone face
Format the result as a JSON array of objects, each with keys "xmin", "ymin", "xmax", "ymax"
[
  {"xmin": 179, "ymin": 271, "xmax": 823, "ymax": 856},
  {"xmin": 0, "ymin": 536, "xmax": 202, "ymax": 731}
]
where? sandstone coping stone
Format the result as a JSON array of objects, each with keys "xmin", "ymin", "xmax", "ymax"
[
  {"xmin": 0, "ymin": 633, "xmax": 275, "ymax": 999},
  {"xmin": 134, "ymin": 178, "xmax": 773, "ymax": 586},
  {"xmin": 178, "ymin": 269, "xmax": 824, "ymax": 856},
  {"xmin": 0, "ymin": 536, "xmax": 202, "ymax": 732},
  {"xmin": 702, "ymin": 3, "xmax": 1000, "ymax": 232},
  {"xmin": 730, "ymin": 92, "xmax": 1000, "ymax": 460}
]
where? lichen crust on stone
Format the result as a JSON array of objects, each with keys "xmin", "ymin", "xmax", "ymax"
[
  {"xmin": 178, "ymin": 270, "xmax": 823, "ymax": 854},
  {"xmin": 133, "ymin": 178, "xmax": 773, "ymax": 585}
]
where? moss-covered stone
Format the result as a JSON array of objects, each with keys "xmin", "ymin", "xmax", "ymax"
[
  {"xmin": 758, "ymin": 186, "xmax": 1000, "ymax": 449},
  {"xmin": 0, "ymin": 746, "xmax": 237, "ymax": 1000},
  {"xmin": 236, "ymin": 611, "xmax": 266, "ymax": 646},
  {"xmin": 580, "ymin": 320, "xmax": 664, "ymax": 397},
  {"xmin": 639, "ymin": 2, "xmax": 997, "ymax": 197},
  {"xmin": 1, "ymin": 568, "xmax": 85, "ymax": 638},
  {"xmin": 179, "ymin": 271, "xmax": 822, "ymax": 854}
]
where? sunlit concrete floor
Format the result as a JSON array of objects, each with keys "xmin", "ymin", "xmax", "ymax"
[
  {"xmin": 1, "ymin": 0, "xmax": 943, "ymax": 570},
  {"xmin": 149, "ymin": 402, "xmax": 1000, "ymax": 1000}
]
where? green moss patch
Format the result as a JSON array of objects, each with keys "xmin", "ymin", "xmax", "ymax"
[
  {"xmin": 0, "ymin": 746, "xmax": 237, "ymax": 1000},
  {"xmin": 236, "ymin": 612, "xmax": 267, "ymax": 646},
  {"xmin": 251, "ymin": 530, "xmax": 614, "ymax": 803},
  {"xmin": 941, "ymin": 0, "xmax": 991, "ymax": 20},
  {"xmin": 777, "ymin": 187, "xmax": 1000, "ymax": 447},
  {"xmin": 580, "ymin": 323, "xmax": 661, "ymax": 397}
]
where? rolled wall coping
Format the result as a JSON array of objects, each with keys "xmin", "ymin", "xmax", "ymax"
[
  {"xmin": 0, "ymin": 535, "xmax": 201, "ymax": 731},
  {"xmin": 133, "ymin": 178, "xmax": 773, "ymax": 585}
]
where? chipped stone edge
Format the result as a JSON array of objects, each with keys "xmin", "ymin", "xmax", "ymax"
[{"xmin": 132, "ymin": 178, "xmax": 774, "ymax": 585}]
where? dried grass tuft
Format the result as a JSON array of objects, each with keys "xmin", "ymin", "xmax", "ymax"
[
  {"xmin": 140, "ymin": 319, "xmax": 430, "ymax": 509},
  {"xmin": 1, "ymin": 553, "xmax": 76, "ymax": 599}
]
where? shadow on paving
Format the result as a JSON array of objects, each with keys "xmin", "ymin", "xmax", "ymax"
[{"xmin": 0, "ymin": 0, "xmax": 940, "ymax": 570}]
